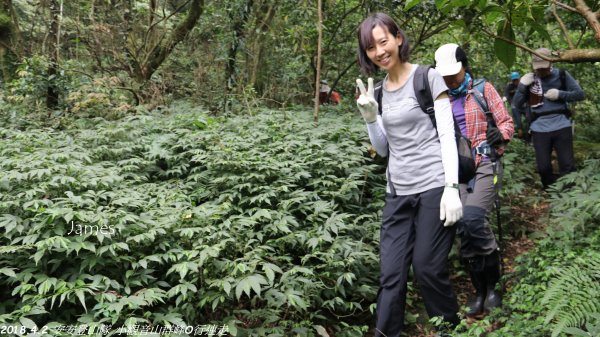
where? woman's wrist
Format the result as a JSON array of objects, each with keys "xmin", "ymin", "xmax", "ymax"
[{"xmin": 444, "ymin": 182, "xmax": 459, "ymax": 189}]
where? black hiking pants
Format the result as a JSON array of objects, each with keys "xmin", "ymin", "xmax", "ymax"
[
  {"xmin": 375, "ymin": 186, "xmax": 459, "ymax": 337},
  {"xmin": 531, "ymin": 126, "xmax": 575, "ymax": 189}
]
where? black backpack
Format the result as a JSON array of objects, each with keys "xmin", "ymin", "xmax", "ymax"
[{"xmin": 374, "ymin": 65, "xmax": 477, "ymax": 184}]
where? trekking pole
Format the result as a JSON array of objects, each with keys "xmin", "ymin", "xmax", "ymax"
[
  {"xmin": 490, "ymin": 157, "xmax": 504, "ymax": 276},
  {"xmin": 473, "ymin": 86, "xmax": 505, "ymax": 275},
  {"xmin": 486, "ymin": 113, "xmax": 504, "ymax": 277}
]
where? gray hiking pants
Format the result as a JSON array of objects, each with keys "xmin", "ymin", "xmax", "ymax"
[{"xmin": 458, "ymin": 159, "xmax": 502, "ymax": 259}]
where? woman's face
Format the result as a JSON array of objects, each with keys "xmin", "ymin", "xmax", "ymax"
[
  {"xmin": 443, "ymin": 66, "xmax": 466, "ymax": 89},
  {"xmin": 365, "ymin": 25, "xmax": 403, "ymax": 71}
]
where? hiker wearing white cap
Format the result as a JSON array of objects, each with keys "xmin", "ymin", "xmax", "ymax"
[
  {"xmin": 355, "ymin": 12, "xmax": 461, "ymax": 337},
  {"xmin": 512, "ymin": 47, "xmax": 585, "ymax": 189},
  {"xmin": 434, "ymin": 43, "xmax": 514, "ymax": 318}
]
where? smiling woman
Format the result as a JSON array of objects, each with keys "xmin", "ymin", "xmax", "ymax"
[{"xmin": 354, "ymin": 12, "xmax": 461, "ymax": 337}]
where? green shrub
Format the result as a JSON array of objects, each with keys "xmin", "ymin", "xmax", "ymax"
[{"xmin": 0, "ymin": 107, "xmax": 385, "ymax": 336}]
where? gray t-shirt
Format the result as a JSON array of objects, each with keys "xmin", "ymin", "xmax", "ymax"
[{"xmin": 381, "ymin": 64, "xmax": 449, "ymax": 195}]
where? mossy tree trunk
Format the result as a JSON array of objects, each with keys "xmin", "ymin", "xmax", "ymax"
[
  {"xmin": 133, "ymin": 0, "xmax": 204, "ymax": 83},
  {"xmin": 223, "ymin": 0, "xmax": 253, "ymax": 113},
  {"xmin": 0, "ymin": 0, "xmax": 21, "ymax": 83}
]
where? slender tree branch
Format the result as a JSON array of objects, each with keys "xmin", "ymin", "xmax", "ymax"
[
  {"xmin": 414, "ymin": 16, "xmax": 428, "ymax": 48},
  {"xmin": 422, "ymin": 22, "xmax": 451, "ymax": 42},
  {"xmin": 554, "ymin": 0, "xmax": 577, "ymax": 13},
  {"xmin": 481, "ymin": 27, "xmax": 557, "ymax": 61},
  {"xmin": 575, "ymin": 24, "xmax": 588, "ymax": 47},
  {"xmin": 63, "ymin": 67, "xmax": 142, "ymax": 105},
  {"xmin": 0, "ymin": 41, "xmax": 21, "ymax": 58},
  {"xmin": 481, "ymin": 27, "xmax": 600, "ymax": 62},
  {"xmin": 552, "ymin": 4, "xmax": 575, "ymax": 49},
  {"xmin": 324, "ymin": 3, "xmax": 361, "ymax": 52},
  {"xmin": 145, "ymin": 0, "xmax": 192, "ymax": 46},
  {"xmin": 329, "ymin": 59, "xmax": 356, "ymax": 96}
]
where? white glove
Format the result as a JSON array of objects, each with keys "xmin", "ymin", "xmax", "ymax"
[
  {"xmin": 356, "ymin": 78, "xmax": 378, "ymax": 123},
  {"xmin": 520, "ymin": 72, "xmax": 534, "ymax": 86},
  {"xmin": 544, "ymin": 88, "xmax": 560, "ymax": 101},
  {"xmin": 440, "ymin": 186, "xmax": 462, "ymax": 227}
]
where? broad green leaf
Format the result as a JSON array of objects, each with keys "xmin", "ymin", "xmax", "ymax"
[
  {"xmin": 494, "ymin": 20, "xmax": 516, "ymax": 68},
  {"xmin": 0, "ymin": 267, "xmax": 17, "ymax": 278},
  {"xmin": 449, "ymin": 0, "xmax": 471, "ymax": 7},
  {"xmin": 223, "ymin": 281, "xmax": 231, "ymax": 296},
  {"xmin": 75, "ymin": 289, "xmax": 87, "ymax": 312},
  {"xmin": 481, "ymin": 5, "xmax": 504, "ymax": 25},
  {"xmin": 434, "ymin": 0, "xmax": 447, "ymax": 10},
  {"xmin": 226, "ymin": 320, "xmax": 238, "ymax": 336},
  {"xmin": 19, "ymin": 317, "xmax": 37, "ymax": 330},
  {"xmin": 314, "ymin": 325, "xmax": 330, "ymax": 337},
  {"xmin": 528, "ymin": 20, "xmax": 552, "ymax": 42},
  {"xmin": 235, "ymin": 274, "xmax": 268, "ymax": 299},
  {"xmin": 404, "ymin": 0, "xmax": 422, "ymax": 11}
]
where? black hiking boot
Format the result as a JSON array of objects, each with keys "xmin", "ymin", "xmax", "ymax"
[
  {"xmin": 484, "ymin": 250, "xmax": 503, "ymax": 312},
  {"xmin": 466, "ymin": 270, "xmax": 486, "ymax": 317},
  {"xmin": 465, "ymin": 256, "xmax": 487, "ymax": 317}
]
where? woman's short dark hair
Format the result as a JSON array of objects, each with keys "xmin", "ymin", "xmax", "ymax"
[
  {"xmin": 454, "ymin": 46, "xmax": 473, "ymax": 77},
  {"xmin": 357, "ymin": 13, "xmax": 410, "ymax": 75}
]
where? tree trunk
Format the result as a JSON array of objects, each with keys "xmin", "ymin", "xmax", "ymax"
[
  {"xmin": 46, "ymin": 0, "xmax": 61, "ymax": 109},
  {"xmin": 138, "ymin": 0, "xmax": 204, "ymax": 81},
  {"xmin": 248, "ymin": 0, "xmax": 277, "ymax": 91},
  {"xmin": 313, "ymin": 0, "xmax": 323, "ymax": 126},
  {"xmin": 0, "ymin": 0, "xmax": 21, "ymax": 82},
  {"xmin": 224, "ymin": 0, "xmax": 253, "ymax": 96}
]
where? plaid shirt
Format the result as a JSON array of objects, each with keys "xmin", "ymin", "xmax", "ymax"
[{"xmin": 455, "ymin": 81, "xmax": 515, "ymax": 167}]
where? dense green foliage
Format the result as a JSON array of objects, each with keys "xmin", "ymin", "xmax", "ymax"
[
  {"xmin": 0, "ymin": 106, "xmax": 389, "ymax": 336},
  {"xmin": 2, "ymin": 104, "xmax": 599, "ymax": 336}
]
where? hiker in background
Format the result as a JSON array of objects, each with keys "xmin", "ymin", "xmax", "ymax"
[
  {"xmin": 434, "ymin": 43, "xmax": 514, "ymax": 318},
  {"xmin": 512, "ymin": 48, "xmax": 584, "ymax": 189},
  {"xmin": 504, "ymin": 72, "xmax": 529, "ymax": 141},
  {"xmin": 355, "ymin": 12, "xmax": 461, "ymax": 337},
  {"xmin": 319, "ymin": 80, "xmax": 341, "ymax": 105}
]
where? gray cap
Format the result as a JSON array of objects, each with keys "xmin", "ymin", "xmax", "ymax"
[{"xmin": 532, "ymin": 48, "xmax": 552, "ymax": 70}]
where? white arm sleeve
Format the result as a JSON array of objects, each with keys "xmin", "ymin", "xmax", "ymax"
[
  {"xmin": 433, "ymin": 98, "xmax": 458, "ymax": 184},
  {"xmin": 366, "ymin": 115, "xmax": 388, "ymax": 157}
]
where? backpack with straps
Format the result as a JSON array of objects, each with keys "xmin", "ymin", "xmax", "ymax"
[{"xmin": 374, "ymin": 65, "xmax": 477, "ymax": 184}]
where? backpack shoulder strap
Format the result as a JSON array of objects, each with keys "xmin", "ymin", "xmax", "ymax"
[
  {"xmin": 374, "ymin": 80, "xmax": 384, "ymax": 115},
  {"xmin": 559, "ymin": 69, "xmax": 566, "ymax": 91},
  {"xmin": 413, "ymin": 65, "xmax": 436, "ymax": 128},
  {"xmin": 471, "ymin": 79, "xmax": 489, "ymax": 112},
  {"xmin": 471, "ymin": 78, "xmax": 496, "ymax": 127}
]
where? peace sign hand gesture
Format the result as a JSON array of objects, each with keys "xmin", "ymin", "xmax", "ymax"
[{"xmin": 356, "ymin": 78, "xmax": 378, "ymax": 123}]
